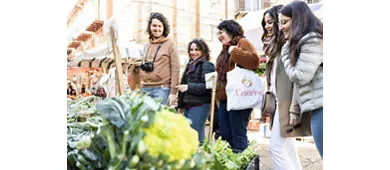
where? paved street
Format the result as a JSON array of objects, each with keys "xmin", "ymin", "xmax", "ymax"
[
  {"xmin": 205, "ymin": 125, "xmax": 322, "ymax": 170},
  {"xmin": 248, "ymin": 131, "xmax": 323, "ymax": 170},
  {"xmin": 254, "ymin": 143, "xmax": 322, "ymax": 170}
]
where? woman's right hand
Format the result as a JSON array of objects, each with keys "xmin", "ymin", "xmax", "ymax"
[
  {"xmin": 176, "ymin": 85, "xmax": 189, "ymax": 92},
  {"xmin": 178, "ymin": 108, "xmax": 184, "ymax": 114}
]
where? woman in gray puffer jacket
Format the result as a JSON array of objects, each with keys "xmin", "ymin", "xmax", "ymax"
[
  {"xmin": 281, "ymin": 33, "xmax": 323, "ymax": 113},
  {"xmin": 279, "ymin": 1, "xmax": 323, "ymax": 158}
]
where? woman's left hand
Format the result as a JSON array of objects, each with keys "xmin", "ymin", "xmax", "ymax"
[
  {"xmin": 176, "ymin": 85, "xmax": 189, "ymax": 92},
  {"xmin": 289, "ymin": 113, "xmax": 301, "ymax": 126}
]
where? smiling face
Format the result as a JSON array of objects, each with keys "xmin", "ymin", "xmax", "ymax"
[
  {"xmin": 150, "ymin": 18, "xmax": 164, "ymax": 39},
  {"xmin": 264, "ymin": 13, "xmax": 274, "ymax": 36},
  {"xmin": 217, "ymin": 29, "xmax": 232, "ymax": 45},
  {"xmin": 189, "ymin": 43, "xmax": 203, "ymax": 60},
  {"xmin": 279, "ymin": 14, "xmax": 292, "ymax": 39}
]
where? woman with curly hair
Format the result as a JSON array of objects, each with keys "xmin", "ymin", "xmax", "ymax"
[
  {"xmin": 215, "ymin": 20, "xmax": 260, "ymax": 153},
  {"xmin": 176, "ymin": 39, "xmax": 215, "ymax": 144}
]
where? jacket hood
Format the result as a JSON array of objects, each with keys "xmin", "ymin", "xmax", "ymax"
[{"xmin": 149, "ymin": 36, "xmax": 172, "ymax": 44}]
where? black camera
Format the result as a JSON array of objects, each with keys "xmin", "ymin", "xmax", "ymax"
[
  {"xmin": 141, "ymin": 62, "xmax": 154, "ymax": 72},
  {"xmin": 141, "ymin": 44, "xmax": 162, "ymax": 72}
]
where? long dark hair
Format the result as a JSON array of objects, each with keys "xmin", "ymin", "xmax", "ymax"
[
  {"xmin": 261, "ymin": 5, "xmax": 283, "ymax": 42},
  {"xmin": 280, "ymin": 1, "xmax": 323, "ymax": 65},
  {"xmin": 261, "ymin": 9, "xmax": 270, "ymax": 42},
  {"xmin": 187, "ymin": 39, "xmax": 211, "ymax": 61},
  {"xmin": 262, "ymin": 5, "xmax": 285, "ymax": 58},
  {"xmin": 146, "ymin": 12, "xmax": 171, "ymax": 39}
]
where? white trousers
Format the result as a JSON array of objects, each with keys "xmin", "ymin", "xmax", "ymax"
[{"xmin": 269, "ymin": 108, "xmax": 302, "ymax": 170}]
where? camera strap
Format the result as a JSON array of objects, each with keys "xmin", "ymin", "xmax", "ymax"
[{"xmin": 143, "ymin": 43, "xmax": 162, "ymax": 64}]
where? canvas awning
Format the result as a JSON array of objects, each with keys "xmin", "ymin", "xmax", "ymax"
[{"xmin": 68, "ymin": 42, "xmax": 143, "ymax": 69}]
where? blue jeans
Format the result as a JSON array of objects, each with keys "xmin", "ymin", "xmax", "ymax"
[
  {"xmin": 142, "ymin": 87, "xmax": 170, "ymax": 105},
  {"xmin": 184, "ymin": 104, "xmax": 211, "ymax": 144},
  {"xmin": 218, "ymin": 101, "xmax": 252, "ymax": 153},
  {"xmin": 311, "ymin": 107, "xmax": 323, "ymax": 158}
]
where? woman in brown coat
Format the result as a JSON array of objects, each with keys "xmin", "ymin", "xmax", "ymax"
[
  {"xmin": 215, "ymin": 20, "xmax": 260, "ymax": 153},
  {"xmin": 262, "ymin": 5, "xmax": 312, "ymax": 170}
]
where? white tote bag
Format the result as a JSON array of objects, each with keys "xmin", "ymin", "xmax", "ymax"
[{"xmin": 225, "ymin": 66, "xmax": 264, "ymax": 111}]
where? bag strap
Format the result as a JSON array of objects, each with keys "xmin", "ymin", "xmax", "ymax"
[
  {"xmin": 265, "ymin": 59, "xmax": 274, "ymax": 92},
  {"xmin": 151, "ymin": 44, "xmax": 162, "ymax": 64},
  {"xmin": 143, "ymin": 43, "xmax": 162, "ymax": 64},
  {"xmin": 266, "ymin": 70, "xmax": 271, "ymax": 92}
]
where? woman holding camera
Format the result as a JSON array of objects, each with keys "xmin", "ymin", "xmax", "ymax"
[
  {"xmin": 140, "ymin": 12, "xmax": 180, "ymax": 106},
  {"xmin": 176, "ymin": 39, "xmax": 215, "ymax": 144}
]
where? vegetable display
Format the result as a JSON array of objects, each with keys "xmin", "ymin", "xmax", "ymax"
[{"xmin": 67, "ymin": 90, "xmax": 258, "ymax": 170}]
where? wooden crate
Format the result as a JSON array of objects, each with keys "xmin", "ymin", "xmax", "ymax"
[
  {"xmin": 248, "ymin": 120, "xmax": 260, "ymax": 131},
  {"xmin": 86, "ymin": 20, "xmax": 104, "ymax": 32},
  {"xmin": 68, "ymin": 41, "xmax": 81, "ymax": 49},
  {"xmin": 245, "ymin": 155, "xmax": 260, "ymax": 170},
  {"xmin": 75, "ymin": 32, "xmax": 93, "ymax": 42}
]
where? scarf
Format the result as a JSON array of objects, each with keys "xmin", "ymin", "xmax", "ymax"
[
  {"xmin": 216, "ymin": 36, "xmax": 244, "ymax": 81},
  {"xmin": 262, "ymin": 35, "xmax": 273, "ymax": 52},
  {"xmin": 178, "ymin": 56, "xmax": 206, "ymax": 107},
  {"xmin": 264, "ymin": 36, "xmax": 276, "ymax": 88},
  {"xmin": 185, "ymin": 56, "xmax": 206, "ymax": 75}
]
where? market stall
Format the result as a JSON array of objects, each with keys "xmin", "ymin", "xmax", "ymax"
[
  {"xmin": 67, "ymin": 91, "xmax": 260, "ymax": 170},
  {"xmin": 67, "ymin": 6, "xmax": 260, "ymax": 170},
  {"xmin": 67, "ymin": 14, "xmax": 145, "ymax": 99}
]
